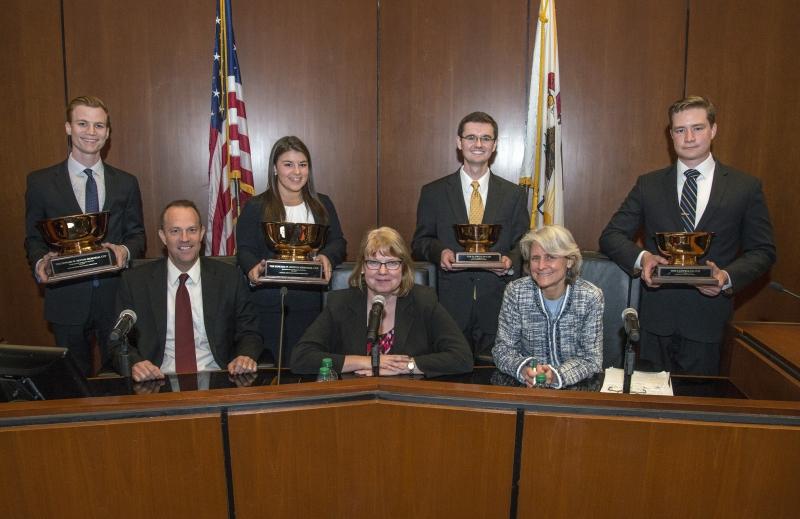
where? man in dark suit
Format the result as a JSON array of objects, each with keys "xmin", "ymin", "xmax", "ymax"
[
  {"xmin": 115, "ymin": 200, "xmax": 262, "ymax": 382},
  {"xmin": 412, "ymin": 112, "xmax": 529, "ymax": 360},
  {"xmin": 24, "ymin": 95, "xmax": 145, "ymax": 375},
  {"xmin": 600, "ymin": 96, "xmax": 776, "ymax": 375}
]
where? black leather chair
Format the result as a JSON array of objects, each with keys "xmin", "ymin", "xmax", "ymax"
[
  {"xmin": 131, "ymin": 255, "xmax": 239, "ymax": 268},
  {"xmin": 325, "ymin": 261, "xmax": 437, "ymax": 305},
  {"xmin": 579, "ymin": 251, "xmax": 640, "ymax": 368}
]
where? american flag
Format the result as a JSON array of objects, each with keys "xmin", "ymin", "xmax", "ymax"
[{"xmin": 207, "ymin": 0, "xmax": 255, "ymax": 255}]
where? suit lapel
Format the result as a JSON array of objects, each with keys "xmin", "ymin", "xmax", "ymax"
[
  {"xmin": 54, "ymin": 161, "xmax": 83, "ymax": 215},
  {"xmin": 392, "ymin": 292, "xmax": 414, "ymax": 354},
  {"xmin": 445, "ymin": 172, "xmax": 469, "ymax": 223},
  {"xmin": 150, "ymin": 260, "xmax": 169, "ymax": 349},
  {"xmin": 200, "ymin": 258, "xmax": 218, "ymax": 345},
  {"xmin": 661, "ymin": 166, "xmax": 684, "ymax": 231},
  {"xmin": 343, "ymin": 289, "xmax": 368, "ymax": 352},
  {"xmin": 482, "ymin": 173, "xmax": 503, "ymax": 224},
  {"xmin": 695, "ymin": 161, "xmax": 728, "ymax": 231},
  {"xmin": 102, "ymin": 163, "xmax": 120, "ymax": 212}
]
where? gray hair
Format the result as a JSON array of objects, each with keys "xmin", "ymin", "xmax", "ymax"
[{"xmin": 520, "ymin": 225, "xmax": 582, "ymax": 284}]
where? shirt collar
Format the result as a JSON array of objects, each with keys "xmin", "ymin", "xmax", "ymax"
[
  {"xmin": 67, "ymin": 154, "xmax": 104, "ymax": 177},
  {"xmin": 459, "ymin": 166, "xmax": 490, "ymax": 193},
  {"xmin": 677, "ymin": 153, "xmax": 715, "ymax": 180},
  {"xmin": 167, "ymin": 257, "xmax": 202, "ymax": 286}
]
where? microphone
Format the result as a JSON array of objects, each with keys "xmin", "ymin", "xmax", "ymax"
[
  {"xmin": 275, "ymin": 286, "xmax": 289, "ymax": 385},
  {"xmin": 769, "ymin": 281, "xmax": 800, "ymax": 301},
  {"xmin": 621, "ymin": 308, "xmax": 639, "ymax": 394},
  {"xmin": 109, "ymin": 309, "xmax": 137, "ymax": 343},
  {"xmin": 367, "ymin": 295, "xmax": 386, "ymax": 377},
  {"xmin": 622, "ymin": 307, "xmax": 640, "ymax": 343}
]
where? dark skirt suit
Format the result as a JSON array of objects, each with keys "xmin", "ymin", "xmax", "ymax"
[
  {"xmin": 290, "ymin": 285, "xmax": 473, "ymax": 378},
  {"xmin": 236, "ymin": 193, "xmax": 346, "ymax": 365}
]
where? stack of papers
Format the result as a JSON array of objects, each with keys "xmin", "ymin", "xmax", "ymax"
[{"xmin": 600, "ymin": 367, "xmax": 673, "ymax": 396}]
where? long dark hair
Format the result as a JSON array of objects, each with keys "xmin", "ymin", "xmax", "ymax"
[{"xmin": 261, "ymin": 136, "xmax": 328, "ymax": 224}]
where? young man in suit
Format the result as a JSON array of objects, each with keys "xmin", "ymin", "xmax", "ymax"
[
  {"xmin": 24, "ymin": 95, "xmax": 145, "ymax": 375},
  {"xmin": 412, "ymin": 112, "xmax": 529, "ymax": 361},
  {"xmin": 600, "ymin": 96, "xmax": 776, "ymax": 375},
  {"xmin": 115, "ymin": 200, "xmax": 262, "ymax": 383}
]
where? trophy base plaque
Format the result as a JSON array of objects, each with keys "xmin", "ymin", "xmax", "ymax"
[
  {"xmin": 652, "ymin": 265, "xmax": 718, "ymax": 285},
  {"xmin": 258, "ymin": 260, "xmax": 328, "ymax": 285},
  {"xmin": 452, "ymin": 251, "xmax": 505, "ymax": 270},
  {"xmin": 46, "ymin": 249, "xmax": 120, "ymax": 284}
]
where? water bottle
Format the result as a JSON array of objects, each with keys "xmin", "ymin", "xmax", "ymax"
[
  {"xmin": 316, "ymin": 365, "xmax": 332, "ymax": 382},
  {"xmin": 322, "ymin": 357, "xmax": 338, "ymax": 380}
]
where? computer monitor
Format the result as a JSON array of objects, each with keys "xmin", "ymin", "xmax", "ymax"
[{"xmin": 0, "ymin": 344, "xmax": 91, "ymax": 401}]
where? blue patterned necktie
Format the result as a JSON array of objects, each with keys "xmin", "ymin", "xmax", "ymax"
[
  {"xmin": 84, "ymin": 169, "xmax": 100, "ymax": 213},
  {"xmin": 679, "ymin": 169, "xmax": 700, "ymax": 232}
]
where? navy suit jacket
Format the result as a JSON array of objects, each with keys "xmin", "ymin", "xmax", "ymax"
[
  {"xmin": 24, "ymin": 160, "xmax": 145, "ymax": 325},
  {"xmin": 600, "ymin": 161, "xmax": 776, "ymax": 341},
  {"xmin": 411, "ymin": 171, "xmax": 529, "ymax": 329},
  {"xmin": 113, "ymin": 257, "xmax": 264, "ymax": 369}
]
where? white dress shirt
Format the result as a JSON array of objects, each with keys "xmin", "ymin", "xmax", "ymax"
[
  {"xmin": 459, "ymin": 167, "xmax": 490, "ymax": 216},
  {"xmin": 67, "ymin": 154, "xmax": 106, "ymax": 212},
  {"xmin": 676, "ymin": 153, "xmax": 716, "ymax": 228},
  {"xmin": 160, "ymin": 259, "xmax": 220, "ymax": 374}
]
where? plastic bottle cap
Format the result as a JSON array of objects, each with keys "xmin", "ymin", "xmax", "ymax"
[{"xmin": 322, "ymin": 358, "xmax": 333, "ymax": 368}]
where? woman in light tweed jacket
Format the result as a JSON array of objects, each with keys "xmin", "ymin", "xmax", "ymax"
[{"xmin": 492, "ymin": 225, "xmax": 603, "ymax": 388}]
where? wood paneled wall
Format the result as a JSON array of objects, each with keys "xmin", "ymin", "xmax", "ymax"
[{"xmin": 2, "ymin": 0, "xmax": 798, "ymax": 345}]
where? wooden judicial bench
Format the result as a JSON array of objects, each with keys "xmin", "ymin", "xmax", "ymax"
[{"xmin": 2, "ymin": 322, "xmax": 800, "ymax": 519}]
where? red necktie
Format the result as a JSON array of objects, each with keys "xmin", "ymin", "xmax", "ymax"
[{"xmin": 175, "ymin": 273, "xmax": 197, "ymax": 373}]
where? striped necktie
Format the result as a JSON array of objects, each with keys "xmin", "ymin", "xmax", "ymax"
[
  {"xmin": 679, "ymin": 169, "xmax": 700, "ymax": 232},
  {"xmin": 84, "ymin": 169, "xmax": 100, "ymax": 213}
]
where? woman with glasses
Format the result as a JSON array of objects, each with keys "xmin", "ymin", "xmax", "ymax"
[
  {"xmin": 236, "ymin": 136, "xmax": 346, "ymax": 366},
  {"xmin": 492, "ymin": 225, "xmax": 603, "ymax": 388},
  {"xmin": 290, "ymin": 227, "xmax": 472, "ymax": 377}
]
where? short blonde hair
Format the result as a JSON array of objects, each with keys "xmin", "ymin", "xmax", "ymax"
[
  {"xmin": 520, "ymin": 225, "xmax": 582, "ymax": 284},
  {"xmin": 349, "ymin": 227, "xmax": 415, "ymax": 296}
]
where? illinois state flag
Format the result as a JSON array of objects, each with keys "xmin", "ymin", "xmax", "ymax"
[
  {"xmin": 520, "ymin": 0, "xmax": 563, "ymax": 228},
  {"xmin": 207, "ymin": 0, "xmax": 255, "ymax": 255}
]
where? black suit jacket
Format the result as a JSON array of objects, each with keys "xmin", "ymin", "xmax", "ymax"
[
  {"xmin": 236, "ymin": 192, "xmax": 347, "ymax": 311},
  {"xmin": 599, "ymin": 161, "xmax": 776, "ymax": 341},
  {"xmin": 24, "ymin": 160, "xmax": 146, "ymax": 324},
  {"xmin": 411, "ymin": 171, "xmax": 529, "ymax": 329},
  {"xmin": 113, "ymin": 257, "xmax": 264, "ymax": 369},
  {"xmin": 290, "ymin": 286, "xmax": 473, "ymax": 378}
]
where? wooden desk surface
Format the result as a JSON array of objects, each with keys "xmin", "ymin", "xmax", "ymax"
[{"xmin": 734, "ymin": 321, "xmax": 800, "ymax": 369}]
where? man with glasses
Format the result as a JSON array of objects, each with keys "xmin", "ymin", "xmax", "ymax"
[
  {"xmin": 600, "ymin": 96, "xmax": 775, "ymax": 375},
  {"xmin": 412, "ymin": 111, "xmax": 529, "ymax": 361}
]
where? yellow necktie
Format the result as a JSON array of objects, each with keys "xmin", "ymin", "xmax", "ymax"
[{"xmin": 468, "ymin": 181, "xmax": 484, "ymax": 224}]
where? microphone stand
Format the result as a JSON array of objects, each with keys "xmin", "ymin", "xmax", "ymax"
[
  {"xmin": 275, "ymin": 286, "xmax": 288, "ymax": 386},
  {"xmin": 115, "ymin": 336, "xmax": 133, "ymax": 395},
  {"xmin": 622, "ymin": 338, "xmax": 636, "ymax": 394},
  {"xmin": 370, "ymin": 339, "xmax": 380, "ymax": 377}
]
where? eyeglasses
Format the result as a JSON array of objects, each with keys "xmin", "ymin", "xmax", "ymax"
[
  {"xmin": 529, "ymin": 254, "xmax": 564, "ymax": 264},
  {"xmin": 460, "ymin": 135, "xmax": 496, "ymax": 144},
  {"xmin": 365, "ymin": 259, "xmax": 402, "ymax": 270}
]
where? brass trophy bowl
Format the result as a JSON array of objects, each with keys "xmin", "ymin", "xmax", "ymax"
[
  {"xmin": 36, "ymin": 211, "xmax": 119, "ymax": 283},
  {"xmin": 262, "ymin": 222, "xmax": 329, "ymax": 260},
  {"xmin": 451, "ymin": 223, "xmax": 504, "ymax": 268},
  {"xmin": 259, "ymin": 222, "xmax": 330, "ymax": 285},
  {"xmin": 453, "ymin": 224, "xmax": 501, "ymax": 253},
  {"xmin": 37, "ymin": 211, "xmax": 110, "ymax": 255},
  {"xmin": 655, "ymin": 232, "xmax": 713, "ymax": 266},
  {"xmin": 653, "ymin": 231, "xmax": 716, "ymax": 285}
]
